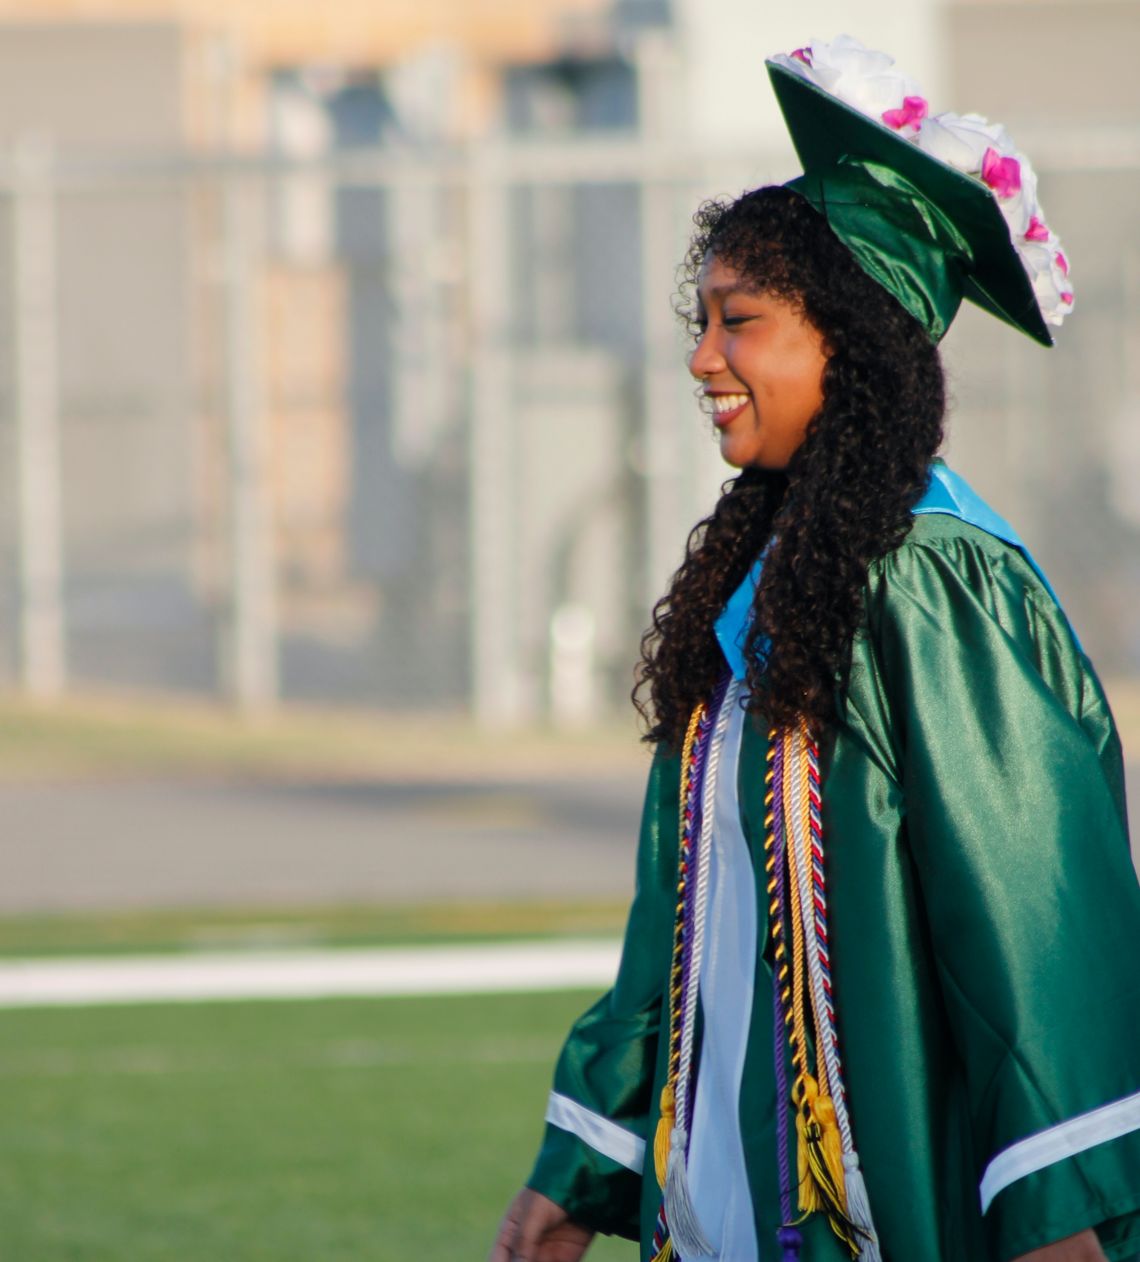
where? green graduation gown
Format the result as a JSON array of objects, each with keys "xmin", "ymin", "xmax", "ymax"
[{"xmin": 527, "ymin": 511, "xmax": 1140, "ymax": 1261}]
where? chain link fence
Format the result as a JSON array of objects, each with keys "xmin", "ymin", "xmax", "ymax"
[{"xmin": 0, "ymin": 134, "xmax": 1136, "ymax": 723}]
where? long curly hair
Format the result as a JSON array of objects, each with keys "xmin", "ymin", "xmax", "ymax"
[{"xmin": 634, "ymin": 185, "xmax": 946, "ymax": 748}]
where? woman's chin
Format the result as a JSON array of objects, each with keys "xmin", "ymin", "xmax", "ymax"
[
  {"xmin": 717, "ymin": 435, "xmax": 753, "ymax": 469},
  {"xmin": 719, "ymin": 436, "xmax": 770, "ymax": 470}
]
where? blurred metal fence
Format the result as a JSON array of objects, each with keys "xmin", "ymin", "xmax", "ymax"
[{"xmin": 0, "ymin": 132, "xmax": 1138, "ymax": 724}]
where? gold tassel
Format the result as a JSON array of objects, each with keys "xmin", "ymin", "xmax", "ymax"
[
  {"xmin": 653, "ymin": 1083, "xmax": 675, "ymax": 1188},
  {"xmin": 809, "ymin": 1081, "xmax": 846, "ymax": 1203},
  {"xmin": 650, "ymin": 1242, "xmax": 674, "ymax": 1262},
  {"xmin": 794, "ymin": 1074, "xmax": 862, "ymax": 1254},
  {"xmin": 795, "ymin": 1099, "xmax": 822, "ymax": 1215}
]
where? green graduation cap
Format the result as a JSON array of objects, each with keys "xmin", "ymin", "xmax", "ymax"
[{"xmin": 766, "ymin": 55, "xmax": 1058, "ymax": 347}]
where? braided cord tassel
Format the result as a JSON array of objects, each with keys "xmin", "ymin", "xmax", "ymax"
[
  {"xmin": 765, "ymin": 731, "xmax": 802, "ymax": 1261},
  {"xmin": 650, "ymin": 701, "xmax": 706, "ymax": 1262},
  {"xmin": 786, "ymin": 724, "xmax": 858, "ymax": 1251},
  {"xmin": 780, "ymin": 730, "xmax": 836, "ymax": 1230},
  {"xmin": 662, "ymin": 677, "xmax": 737, "ymax": 1258},
  {"xmin": 649, "ymin": 1204, "xmax": 674, "ymax": 1262},
  {"xmin": 650, "ymin": 676, "xmax": 733, "ymax": 1261},
  {"xmin": 653, "ymin": 700, "xmax": 707, "ymax": 1191},
  {"xmin": 767, "ymin": 721, "xmax": 879, "ymax": 1259},
  {"xmin": 779, "ymin": 731, "xmax": 812, "ymax": 1129},
  {"xmin": 802, "ymin": 729, "xmax": 882, "ymax": 1262},
  {"xmin": 655, "ymin": 696, "xmax": 880, "ymax": 1261}
]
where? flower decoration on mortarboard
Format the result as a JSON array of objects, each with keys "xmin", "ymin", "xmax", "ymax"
[{"xmin": 770, "ymin": 35, "xmax": 1073, "ymax": 345}]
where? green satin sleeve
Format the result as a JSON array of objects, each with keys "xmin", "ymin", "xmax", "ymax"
[
  {"xmin": 865, "ymin": 517, "xmax": 1140, "ymax": 1261},
  {"xmin": 526, "ymin": 745, "xmax": 680, "ymax": 1239}
]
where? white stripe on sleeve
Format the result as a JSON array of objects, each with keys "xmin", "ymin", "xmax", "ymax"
[
  {"xmin": 545, "ymin": 1091, "xmax": 646, "ymax": 1173},
  {"xmin": 980, "ymin": 1087, "xmax": 1140, "ymax": 1213}
]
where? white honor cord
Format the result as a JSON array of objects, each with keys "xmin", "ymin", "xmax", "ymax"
[
  {"xmin": 786, "ymin": 725, "xmax": 853, "ymax": 1151},
  {"xmin": 787, "ymin": 725, "xmax": 882, "ymax": 1262},
  {"xmin": 675, "ymin": 677, "xmax": 742, "ymax": 1132}
]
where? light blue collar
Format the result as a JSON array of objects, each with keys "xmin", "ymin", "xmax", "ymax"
[
  {"xmin": 714, "ymin": 554, "xmax": 770, "ymax": 682},
  {"xmin": 713, "ymin": 462, "xmax": 1074, "ymax": 680},
  {"xmin": 912, "ymin": 461, "xmax": 1068, "ymax": 612}
]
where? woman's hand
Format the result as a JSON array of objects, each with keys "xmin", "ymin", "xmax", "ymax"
[
  {"xmin": 488, "ymin": 1188, "xmax": 594, "ymax": 1262},
  {"xmin": 1013, "ymin": 1228, "xmax": 1108, "ymax": 1261}
]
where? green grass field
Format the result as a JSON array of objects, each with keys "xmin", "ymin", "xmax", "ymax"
[
  {"xmin": 0, "ymin": 900, "xmax": 629, "ymax": 958},
  {"xmin": 0, "ymin": 990, "xmax": 636, "ymax": 1261}
]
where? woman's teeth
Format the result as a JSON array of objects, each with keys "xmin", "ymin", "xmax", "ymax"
[{"xmin": 711, "ymin": 393, "xmax": 749, "ymax": 414}]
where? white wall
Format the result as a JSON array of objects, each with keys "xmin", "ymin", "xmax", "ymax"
[{"xmin": 672, "ymin": 0, "xmax": 945, "ymax": 157}]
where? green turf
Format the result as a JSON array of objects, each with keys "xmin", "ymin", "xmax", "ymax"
[
  {"xmin": 0, "ymin": 899, "xmax": 629, "ymax": 958},
  {"xmin": 0, "ymin": 990, "xmax": 636, "ymax": 1261}
]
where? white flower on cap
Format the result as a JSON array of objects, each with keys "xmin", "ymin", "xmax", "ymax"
[
  {"xmin": 771, "ymin": 35, "xmax": 1074, "ymax": 327},
  {"xmin": 1026, "ymin": 241, "xmax": 1075, "ymax": 326},
  {"xmin": 915, "ymin": 113, "xmax": 1014, "ymax": 167},
  {"xmin": 773, "ymin": 34, "xmax": 923, "ymax": 123}
]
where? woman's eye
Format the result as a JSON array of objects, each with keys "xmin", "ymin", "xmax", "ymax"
[{"xmin": 722, "ymin": 315, "xmax": 751, "ymax": 328}]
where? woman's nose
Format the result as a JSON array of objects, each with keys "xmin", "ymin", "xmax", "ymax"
[{"xmin": 688, "ymin": 329, "xmax": 726, "ymax": 380}]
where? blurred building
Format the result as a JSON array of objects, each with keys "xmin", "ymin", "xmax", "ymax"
[
  {"xmin": 0, "ymin": 0, "xmax": 1136, "ymax": 719},
  {"xmin": 941, "ymin": 1, "xmax": 1140, "ymax": 675},
  {"xmin": 0, "ymin": 0, "xmax": 660, "ymax": 711}
]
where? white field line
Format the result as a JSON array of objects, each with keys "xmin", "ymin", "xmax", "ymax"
[{"xmin": 0, "ymin": 939, "xmax": 622, "ymax": 1008}]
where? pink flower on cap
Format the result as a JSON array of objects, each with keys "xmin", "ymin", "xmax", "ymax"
[
  {"xmin": 773, "ymin": 36, "xmax": 1074, "ymax": 329},
  {"xmin": 882, "ymin": 95, "xmax": 928, "ymax": 131},
  {"xmin": 982, "ymin": 147, "xmax": 1022, "ymax": 199}
]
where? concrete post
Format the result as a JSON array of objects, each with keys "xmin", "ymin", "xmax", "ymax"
[
  {"xmin": 222, "ymin": 174, "xmax": 279, "ymax": 710},
  {"xmin": 12, "ymin": 134, "xmax": 65, "ymax": 699}
]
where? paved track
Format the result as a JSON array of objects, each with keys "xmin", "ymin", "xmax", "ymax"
[
  {"xmin": 2, "ymin": 761, "xmax": 1136, "ymax": 914},
  {"xmin": 0, "ymin": 773, "xmax": 648, "ymax": 912}
]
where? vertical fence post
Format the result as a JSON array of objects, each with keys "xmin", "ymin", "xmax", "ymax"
[
  {"xmin": 222, "ymin": 172, "xmax": 278, "ymax": 710},
  {"xmin": 638, "ymin": 175, "xmax": 687, "ymax": 616},
  {"xmin": 1109, "ymin": 243, "xmax": 1140, "ymax": 528},
  {"xmin": 465, "ymin": 144, "xmax": 524, "ymax": 726},
  {"xmin": 635, "ymin": 37, "xmax": 692, "ymax": 617},
  {"xmin": 12, "ymin": 134, "xmax": 65, "ymax": 700}
]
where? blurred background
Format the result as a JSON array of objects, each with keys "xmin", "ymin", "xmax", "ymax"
[{"xmin": 0, "ymin": 0, "xmax": 1137, "ymax": 1259}]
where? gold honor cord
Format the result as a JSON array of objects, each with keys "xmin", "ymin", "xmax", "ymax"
[
  {"xmin": 782, "ymin": 725, "xmax": 861, "ymax": 1254},
  {"xmin": 653, "ymin": 702, "xmax": 877, "ymax": 1261},
  {"xmin": 653, "ymin": 701, "xmax": 706, "ymax": 1194}
]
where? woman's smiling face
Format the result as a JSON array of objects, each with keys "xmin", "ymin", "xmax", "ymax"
[{"xmin": 689, "ymin": 254, "xmax": 829, "ymax": 470}]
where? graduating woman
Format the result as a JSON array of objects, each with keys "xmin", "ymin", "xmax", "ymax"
[{"xmin": 490, "ymin": 37, "xmax": 1140, "ymax": 1262}]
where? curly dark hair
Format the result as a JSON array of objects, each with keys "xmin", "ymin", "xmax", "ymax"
[{"xmin": 633, "ymin": 185, "xmax": 946, "ymax": 747}]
